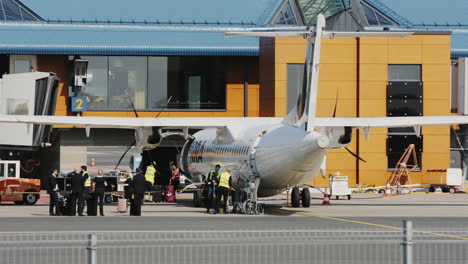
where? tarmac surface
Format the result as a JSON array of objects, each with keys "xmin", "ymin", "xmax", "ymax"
[
  {"xmin": 1, "ymin": 192, "xmax": 468, "ymax": 231},
  {"xmin": 2, "ymin": 193, "xmax": 468, "ymax": 264}
]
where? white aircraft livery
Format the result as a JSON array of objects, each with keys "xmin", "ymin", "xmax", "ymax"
[{"xmin": 0, "ymin": 14, "xmax": 466, "ymax": 212}]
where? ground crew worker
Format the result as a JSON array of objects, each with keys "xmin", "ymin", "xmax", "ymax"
[
  {"xmin": 216, "ymin": 167, "xmax": 232, "ymax": 214},
  {"xmin": 145, "ymin": 163, "xmax": 156, "ymax": 187},
  {"xmin": 46, "ymin": 169, "xmax": 61, "ymax": 216},
  {"xmin": 206, "ymin": 164, "xmax": 220, "ymax": 214},
  {"xmin": 81, "ymin": 166, "xmax": 91, "ymax": 193},
  {"xmin": 80, "ymin": 165, "xmax": 91, "ymax": 212},
  {"xmin": 144, "ymin": 162, "xmax": 156, "ymax": 201}
]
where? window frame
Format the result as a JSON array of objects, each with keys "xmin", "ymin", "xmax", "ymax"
[
  {"xmin": 387, "ymin": 64, "xmax": 423, "ymax": 171},
  {"xmin": 70, "ymin": 55, "xmax": 228, "ymax": 112}
]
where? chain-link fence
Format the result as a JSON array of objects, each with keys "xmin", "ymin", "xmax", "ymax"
[{"xmin": 1, "ymin": 221, "xmax": 467, "ymax": 264}]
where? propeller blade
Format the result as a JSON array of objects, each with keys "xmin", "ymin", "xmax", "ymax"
[
  {"xmin": 115, "ymin": 96, "xmax": 138, "ymax": 170},
  {"xmin": 345, "ymin": 147, "xmax": 367, "ymax": 163},
  {"xmin": 332, "ymin": 89, "xmax": 339, "ymax": 117},
  {"xmin": 115, "ymin": 139, "xmax": 136, "ymax": 170},
  {"xmin": 451, "ymin": 125, "xmax": 465, "ymax": 151},
  {"xmin": 127, "ymin": 95, "xmax": 139, "ymax": 118},
  {"xmin": 155, "ymin": 96, "xmax": 173, "ymax": 118}
]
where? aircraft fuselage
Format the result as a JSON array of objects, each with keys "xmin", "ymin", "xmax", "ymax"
[{"xmin": 180, "ymin": 123, "xmax": 327, "ymax": 197}]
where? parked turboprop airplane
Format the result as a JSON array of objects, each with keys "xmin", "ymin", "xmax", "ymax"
[{"xmin": 0, "ymin": 14, "xmax": 466, "ymax": 212}]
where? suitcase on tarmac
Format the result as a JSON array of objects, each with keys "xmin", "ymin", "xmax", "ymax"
[
  {"xmin": 165, "ymin": 185, "xmax": 176, "ymax": 202},
  {"xmin": 117, "ymin": 198, "xmax": 127, "ymax": 213},
  {"xmin": 59, "ymin": 192, "xmax": 73, "ymax": 216},
  {"xmin": 152, "ymin": 185, "xmax": 163, "ymax": 202},
  {"xmin": 86, "ymin": 193, "xmax": 97, "ymax": 216}
]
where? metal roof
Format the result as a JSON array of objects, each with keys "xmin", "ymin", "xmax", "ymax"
[
  {"xmin": 365, "ymin": 0, "xmax": 468, "ymax": 28},
  {"xmin": 452, "ymin": 33, "xmax": 468, "ymax": 58},
  {"xmin": 0, "ymin": 23, "xmax": 259, "ymax": 56},
  {"xmin": 19, "ymin": 0, "xmax": 282, "ymax": 26}
]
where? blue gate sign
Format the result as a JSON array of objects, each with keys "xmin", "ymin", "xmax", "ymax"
[{"xmin": 71, "ymin": 96, "xmax": 87, "ymax": 112}]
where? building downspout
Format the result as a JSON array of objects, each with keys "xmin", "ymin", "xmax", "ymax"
[
  {"xmin": 244, "ymin": 63, "xmax": 249, "ymax": 117},
  {"xmin": 356, "ymin": 37, "xmax": 360, "ymax": 185}
]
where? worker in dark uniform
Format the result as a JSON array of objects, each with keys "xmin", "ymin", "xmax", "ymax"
[
  {"xmin": 216, "ymin": 167, "xmax": 232, "ymax": 214},
  {"xmin": 130, "ymin": 168, "xmax": 145, "ymax": 216},
  {"xmin": 92, "ymin": 169, "xmax": 107, "ymax": 216},
  {"xmin": 70, "ymin": 168, "xmax": 85, "ymax": 216},
  {"xmin": 80, "ymin": 165, "xmax": 91, "ymax": 212},
  {"xmin": 206, "ymin": 164, "xmax": 220, "ymax": 214},
  {"xmin": 46, "ymin": 169, "xmax": 61, "ymax": 216}
]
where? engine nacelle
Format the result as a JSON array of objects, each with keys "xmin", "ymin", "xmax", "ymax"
[
  {"xmin": 135, "ymin": 127, "xmax": 161, "ymax": 149},
  {"xmin": 320, "ymin": 126, "xmax": 353, "ymax": 149}
]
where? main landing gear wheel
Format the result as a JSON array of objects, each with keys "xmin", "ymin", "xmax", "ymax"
[
  {"xmin": 301, "ymin": 188, "xmax": 310, "ymax": 208},
  {"xmin": 291, "ymin": 187, "xmax": 300, "ymax": 208}
]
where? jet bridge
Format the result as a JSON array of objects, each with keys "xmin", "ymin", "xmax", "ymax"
[{"xmin": 0, "ymin": 72, "xmax": 59, "ymax": 147}]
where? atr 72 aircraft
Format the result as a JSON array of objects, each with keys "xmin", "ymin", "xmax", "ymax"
[{"xmin": 1, "ymin": 14, "xmax": 467, "ymax": 213}]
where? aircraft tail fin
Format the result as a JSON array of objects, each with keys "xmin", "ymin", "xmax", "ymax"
[{"xmin": 282, "ymin": 14, "xmax": 326, "ymax": 132}]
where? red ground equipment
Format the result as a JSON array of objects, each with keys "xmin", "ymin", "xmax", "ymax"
[{"xmin": 0, "ymin": 160, "xmax": 40, "ymax": 205}]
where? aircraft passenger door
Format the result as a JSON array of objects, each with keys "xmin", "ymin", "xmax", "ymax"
[{"xmin": 250, "ymin": 131, "xmax": 266, "ymax": 177}]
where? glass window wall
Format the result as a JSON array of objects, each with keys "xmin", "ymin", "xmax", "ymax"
[{"xmin": 73, "ymin": 56, "xmax": 226, "ymax": 111}]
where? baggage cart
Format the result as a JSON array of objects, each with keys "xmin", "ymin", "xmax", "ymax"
[{"xmin": 425, "ymin": 168, "xmax": 464, "ymax": 193}]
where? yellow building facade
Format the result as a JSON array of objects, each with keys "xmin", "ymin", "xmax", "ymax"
[{"xmin": 260, "ymin": 33, "xmax": 452, "ymax": 187}]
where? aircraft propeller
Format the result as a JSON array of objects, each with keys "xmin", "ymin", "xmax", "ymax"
[
  {"xmin": 114, "ymin": 96, "xmax": 173, "ymax": 170},
  {"xmin": 114, "ymin": 95, "xmax": 139, "ymax": 170},
  {"xmin": 331, "ymin": 88, "xmax": 366, "ymax": 163}
]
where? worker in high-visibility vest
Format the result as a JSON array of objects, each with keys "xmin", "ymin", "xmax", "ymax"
[
  {"xmin": 206, "ymin": 164, "xmax": 220, "ymax": 214},
  {"xmin": 81, "ymin": 166, "xmax": 91, "ymax": 192},
  {"xmin": 144, "ymin": 163, "xmax": 157, "ymax": 202},
  {"xmin": 145, "ymin": 163, "xmax": 156, "ymax": 185},
  {"xmin": 216, "ymin": 167, "xmax": 232, "ymax": 214}
]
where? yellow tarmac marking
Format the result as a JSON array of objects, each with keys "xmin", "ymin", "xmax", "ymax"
[{"xmin": 270, "ymin": 208, "xmax": 468, "ymax": 240}]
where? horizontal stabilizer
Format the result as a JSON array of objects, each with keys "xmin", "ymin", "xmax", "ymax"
[
  {"xmin": 225, "ymin": 30, "xmax": 412, "ymax": 39},
  {"xmin": 224, "ymin": 31, "xmax": 311, "ymax": 38}
]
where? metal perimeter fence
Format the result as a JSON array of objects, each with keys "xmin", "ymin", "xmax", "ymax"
[{"xmin": 0, "ymin": 221, "xmax": 468, "ymax": 264}]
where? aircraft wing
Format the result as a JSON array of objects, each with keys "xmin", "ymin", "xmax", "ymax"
[
  {"xmin": 0, "ymin": 115, "xmax": 282, "ymax": 129},
  {"xmin": 314, "ymin": 116, "xmax": 468, "ymax": 129}
]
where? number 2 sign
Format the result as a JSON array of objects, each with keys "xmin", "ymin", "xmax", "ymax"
[{"xmin": 71, "ymin": 96, "xmax": 87, "ymax": 112}]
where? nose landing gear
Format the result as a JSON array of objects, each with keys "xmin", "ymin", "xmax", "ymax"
[{"xmin": 239, "ymin": 176, "xmax": 264, "ymax": 215}]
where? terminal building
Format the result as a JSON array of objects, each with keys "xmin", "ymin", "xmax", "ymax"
[{"xmin": 0, "ymin": 0, "xmax": 466, "ymax": 188}]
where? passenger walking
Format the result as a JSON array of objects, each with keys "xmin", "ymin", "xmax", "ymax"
[
  {"xmin": 130, "ymin": 168, "xmax": 145, "ymax": 216},
  {"xmin": 206, "ymin": 164, "xmax": 220, "ymax": 214},
  {"xmin": 70, "ymin": 168, "xmax": 85, "ymax": 216},
  {"xmin": 216, "ymin": 167, "xmax": 232, "ymax": 214},
  {"xmin": 93, "ymin": 169, "xmax": 107, "ymax": 216},
  {"xmin": 46, "ymin": 169, "xmax": 61, "ymax": 216}
]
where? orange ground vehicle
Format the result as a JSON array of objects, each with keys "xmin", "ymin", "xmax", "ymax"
[{"xmin": 0, "ymin": 161, "xmax": 40, "ymax": 205}]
